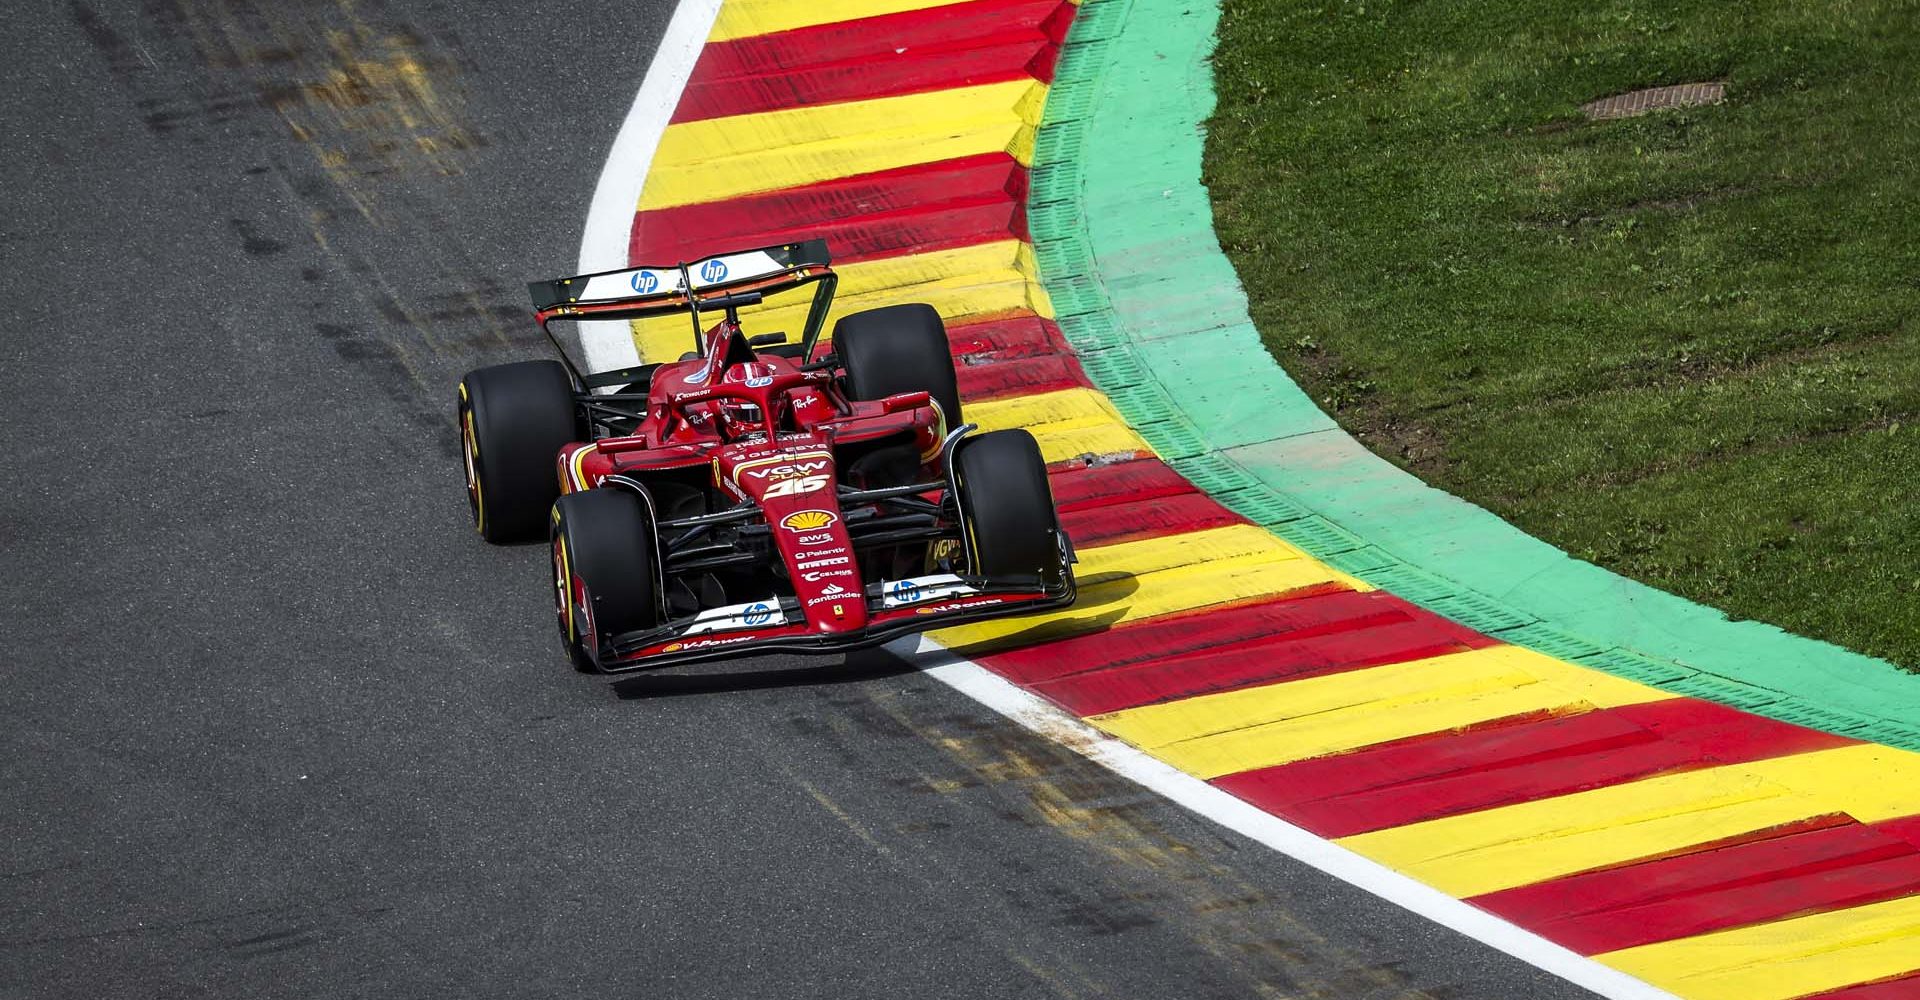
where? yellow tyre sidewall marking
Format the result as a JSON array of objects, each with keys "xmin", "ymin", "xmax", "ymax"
[
  {"xmin": 552, "ymin": 514, "xmax": 577, "ymax": 644},
  {"xmin": 460, "ymin": 388, "xmax": 486, "ymax": 535}
]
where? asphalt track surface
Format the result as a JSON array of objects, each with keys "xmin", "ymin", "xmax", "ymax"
[{"xmin": 0, "ymin": 3, "xmax": 1599, "ymax": 998}]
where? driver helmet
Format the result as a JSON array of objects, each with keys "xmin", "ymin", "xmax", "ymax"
[{"xmin": 717, "ymin": 361, "xmax": 777, "ymax": 434}]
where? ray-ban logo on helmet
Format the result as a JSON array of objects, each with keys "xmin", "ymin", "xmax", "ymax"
[{"xmin": 780, "ymin": 510, "xmax": 836, "ymax": 533}]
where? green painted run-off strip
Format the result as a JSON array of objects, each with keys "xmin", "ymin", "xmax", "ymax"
[{"xmin": 1030, "ymin": 0, "xmax": 1920, "ymax": 749}]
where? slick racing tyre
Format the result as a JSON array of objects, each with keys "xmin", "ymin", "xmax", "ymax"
[
  {"xmin": 833, "ymin": 303, "xmax": 962, "ymax": 431},
  {"xmin": 551, "ymin": 488, "xmax": 663, "ymax": 673},
  {"xmin": 459, "ymin": 360, "xmax": 577, "ymax": 544},
  {"xmin": 953, "ymin": 429, "xmax": 1066, "ymax": 586}
]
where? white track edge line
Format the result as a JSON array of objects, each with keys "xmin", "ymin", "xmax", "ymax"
[
  {"xmin": 893, "ymin": 635, "xmax": 1680, "ymax": 1000},
  {"xmin": 583, "ymin": 4, "xmax": 1676, "ymax": 995},
  {"xmin": 575, "ymin": 0, "xmax": 724, "ymax": 374}
]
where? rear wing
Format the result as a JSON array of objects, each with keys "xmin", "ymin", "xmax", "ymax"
[{"xmin": 529, "ymin": 239, "xmax": 837, "ymax": 381}]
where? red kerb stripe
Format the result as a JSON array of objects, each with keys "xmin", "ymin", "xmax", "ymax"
[
  {"xmin": 1060, "ymin": 492, "xmax": 1244, "ymax": 548},
  {"xmin": 1470, "ymin": 812, "xmax": 1920, "ymax": 954},
  {"xmin": 1214, "ymin": 699, "xmax": 1856, "ymax": 839},
  {"xmin": 631, "ymin": 154, "xmax": 1024, "ymax": 266},
  {"xmin": 1046, "ymin": 459, "xmax": 1199, "ymax": 513},
  {"xmin": 1801, "ymin": 972, "xmax": 1920, "ymax": 1000},
  {"xmin": 977, "ymin": 589, "xmax": 1448, "ymax": 687},
  {"xmin": 1033, "ymin": 616, "xmax": 1497, "ymax": 716},
  {"xmin": 676, "ymin": 0, "xmax": 1071, "ymax": 122}
]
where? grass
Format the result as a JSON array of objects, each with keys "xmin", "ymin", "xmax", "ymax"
[{"xmin": 1203, "ymin": 0, "xmax": 1920, "ymax": 669}]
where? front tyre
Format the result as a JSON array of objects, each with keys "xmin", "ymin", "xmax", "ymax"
[
  {"xmin": 953, "ymin": 429, "xmax": 1067, "ymax": 587},
  {"xmin": 551, "ymin": 488, "xmax": 664, "ymax": 672},
  {"xmin": 833, "ymin": 303, "xmax": 962, "ymax": 431},
  {"xmin": 459, "ymin": 360, "xmax": 578, "ymax": 543}
]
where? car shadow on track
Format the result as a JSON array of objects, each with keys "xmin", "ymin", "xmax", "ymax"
[{"xmin": 609, "ymin": 648, "xmax": 919, "ymax": 700}]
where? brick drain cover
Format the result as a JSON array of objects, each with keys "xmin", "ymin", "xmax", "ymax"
[{"xmin": 1581, "ymin": 82, "xmax": 1726, "ymax": 120}]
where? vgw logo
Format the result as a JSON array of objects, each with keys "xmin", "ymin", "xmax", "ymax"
[
  {"xmin": 630, "ymin": 270, "xmax": 661, "ymax": 294},
  {"xmin": 744, "ymin": 460, "xmax": 828, "ymax": 481},
  {"xmin": 699, "ymin": 258, "xmax": 729, "ymax": 283}
]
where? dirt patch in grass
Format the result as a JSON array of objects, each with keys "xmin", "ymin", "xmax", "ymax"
[{"xmin": 1284, "ymin": 337, "xmax": 1454, "ymax": 480}]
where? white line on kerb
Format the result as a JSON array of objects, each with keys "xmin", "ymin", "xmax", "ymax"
[
  {"xmin": 585, "ymin": 5, "xmax": 1676, "ymax": 996},
  {"xmin": 575, "ymin": 0, "xmax": 724, "ymax": 374}
]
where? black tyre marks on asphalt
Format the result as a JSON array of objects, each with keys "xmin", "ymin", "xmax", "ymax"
[{"xmin": 68, "ymin": 0, "xmax": 545, "ymax": 458}]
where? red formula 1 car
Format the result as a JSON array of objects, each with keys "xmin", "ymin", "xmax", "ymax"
[{"xmin": 457, "ymin": 240, "xmax": 1077, "ymax": 673}]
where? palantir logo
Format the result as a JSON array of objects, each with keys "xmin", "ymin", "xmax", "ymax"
[
  {"xmin": 630, "ymin": 270, "xmax": 660, "ymax": 294},
  {"xmin": 699, "ymin": 258, "xmax": 729, "ymax": 283}
]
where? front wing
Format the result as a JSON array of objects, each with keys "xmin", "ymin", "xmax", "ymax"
[{"xmin": 592, "ymin": 572, "xmax": 1076, "ymax": 673}]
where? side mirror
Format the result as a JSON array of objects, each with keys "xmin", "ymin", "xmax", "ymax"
[{"xmin": 880, "ymin": 390, "xmax": 932, "ymax": 414}]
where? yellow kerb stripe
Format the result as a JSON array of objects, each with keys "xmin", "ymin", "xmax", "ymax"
[
  {"xmin": 628, "ymin": 240, "xmax": 1049, "ymax": 362},
  {"xmin": 1089, "ymin": 644, "xmax": 1670, "ymax": 780},
  {"xmin": 640, "ymin": 80, "xmax": 1044, "ymax": 210},
  {"xmin": 1596, "ymin": 893, "xmax": 1920, "ymax": 1000},
  {"xmin": 967, "ymin": 387, "xmax": 1152, "ymax": 464},
  {"xmin": 709, "ymin": 0, "xmax": 974, "ymax": 41},
  {"xmin": 968, "ymin": 385, "xmax": 1120, "ymax": 427},
  {"xmin": 934, "ymin": 525, "xmax": 1371, "ymax": 650},
  {"xmin": 1336, "ymin": 742, "xmax": 1920, "ymax": 898}
]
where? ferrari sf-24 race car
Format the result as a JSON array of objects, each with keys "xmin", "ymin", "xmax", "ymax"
[{"xmin": 457, "ymin": 239, "xmax": 1078, "ymax": 673}]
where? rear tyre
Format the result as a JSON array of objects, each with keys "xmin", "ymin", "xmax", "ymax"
[
  {"xmin": 458, "ymin": 360, "xmax": 577, "ymax": 544},
  {"xmin": 833, "ymin": 303, "xmax": 962, "ymax": 430},
  {"xmin": 953, "ymin": 429, "xmax": 1065, "ymax": 586},
  {"xmin": 551, "ymin": 488, "xmax": 663, "ymax": 672}
]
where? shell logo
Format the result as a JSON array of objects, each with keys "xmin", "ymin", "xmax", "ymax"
[
  {"xmin": 663, "ymin": 643, "xmax": 684, "ymax": 653},
  {"xmin": 780, "ymin": 509, "xmax": 837, "ymax": 532}
]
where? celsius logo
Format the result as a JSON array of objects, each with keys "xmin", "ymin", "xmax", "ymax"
[
  {"xmin": 780, "ymin": 509, "xmax": 836, "ymax": 532},
  {"xmin": 889, "ymin": 580, "xmax": 921, "ymax": 604},
  {"xmin": 699, "ymin": 258, "xmax": 729, "ymax": 283},
  {"xmin": 630, "ymin": 270, "xmax": 660, "ymax": 294},
  {"xmin": 743, "ymin": 602, "xmax": 772, "ymax": 626}
]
